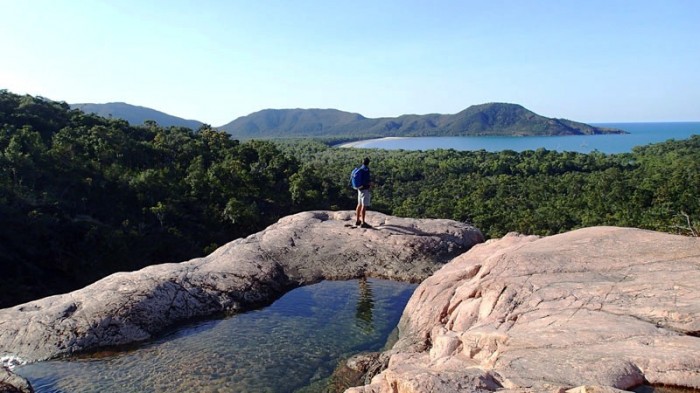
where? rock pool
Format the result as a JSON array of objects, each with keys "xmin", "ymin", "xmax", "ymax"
[{"xmin": 15, "ymin": 279, "xmax": 416, "ymax": 393}]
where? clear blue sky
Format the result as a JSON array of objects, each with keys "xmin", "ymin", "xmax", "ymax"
[{"xmin": 1, "ymin": 0, "xmax": 698, "ymax": 125}]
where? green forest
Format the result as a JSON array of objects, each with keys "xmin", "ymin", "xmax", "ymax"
[{"xmin": 1, "ymin": 90, "xmax": 698, "ymax": 308}]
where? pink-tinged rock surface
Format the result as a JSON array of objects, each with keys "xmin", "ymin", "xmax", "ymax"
[
  {"xmin": 0, "ymin": 211, "xmax": 483, "ymax": 363},
  {"xmin": 348, "ymin": 227, "xmax": 700, "ymax": 393}
]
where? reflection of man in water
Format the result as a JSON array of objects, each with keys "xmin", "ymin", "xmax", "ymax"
[{"xmin": 356, "ymin": 278, "xmax": 374, "ymax": 333}]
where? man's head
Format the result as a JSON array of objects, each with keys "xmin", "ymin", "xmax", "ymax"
[{"xmin": 363, "ymin": 157, "xmax": 370, "ymax": 166}]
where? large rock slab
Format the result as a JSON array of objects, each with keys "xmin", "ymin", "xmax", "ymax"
[
  {"xmin": 0, "ymin": 211, "xmax": 483, "ymax": 363},
  {"xmin": 349, "ymin": 227, "xmax": 700, "ymax": 392}
]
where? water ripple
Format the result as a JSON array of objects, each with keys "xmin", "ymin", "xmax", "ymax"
[{"xmin": 15, "ymin": 279, "xmax": 416, "ymax": 393}]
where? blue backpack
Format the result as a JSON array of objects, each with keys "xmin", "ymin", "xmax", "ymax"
[{"xmin": 351, "ymin": 166, "xmax": 368, "ymax": 189}]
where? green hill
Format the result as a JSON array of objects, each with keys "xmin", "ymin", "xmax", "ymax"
[
  {"xmin": 219, "ymin": 103, "xmax": 626, "ymax": 138},
  {"xmin": 220, "ymin": 108, "xmax": 368, "ymax": 137},
  {"xmin": 71, "ymin": 102, "xmax": 204, "ymax": 129},
  {"xmin": 69, "ymin": 101, "xmax": 625, "ymax": 138}
]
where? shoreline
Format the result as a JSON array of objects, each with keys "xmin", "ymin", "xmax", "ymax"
[
  {"xmin": 333, "ymin": 124, "xmax": 699, "ymax": 153},
  {"xmin": 337, "ymin": 137, "xmax": 408, "ymax": 148}
]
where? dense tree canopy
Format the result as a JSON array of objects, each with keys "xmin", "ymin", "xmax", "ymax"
[
  {"xmin": 279, "ymin": 139, "xmax": 699, "ymax": 239},
  {"xmin": 1, "ymin": 90, "xmax": 697, "ymax": 307},
  {"xmin": 0, "ymin": 91, "xmax": 299, "ymax": 306}
]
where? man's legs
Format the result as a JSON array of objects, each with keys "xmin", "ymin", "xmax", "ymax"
[
  {"xmin": 355, "ymin": 189, "xmax": 363, "ymax": 225},
  {"xmin": 356, "ymin": 189, "xmax": 370, "ymax": 227},
  {"xmin": 356, "ymin": 189, "xmax": 370, "ymax": 225}
]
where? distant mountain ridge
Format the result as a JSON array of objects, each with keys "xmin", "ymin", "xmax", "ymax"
[
  {"xmin": 70, "ymin": 102, "xmax": 626, "ymax": 137},
  {"xmin": 219, "ymin": 103, "xmax": 626, "ymax": 138},
  {"xmin": 70, "ymin": 102, "xmax": 204, "ymax": 130}
]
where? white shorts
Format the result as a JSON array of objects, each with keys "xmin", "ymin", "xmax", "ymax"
[{"xmin": 357, "ymin": 189, "xmax": 371, "ymax": 206}]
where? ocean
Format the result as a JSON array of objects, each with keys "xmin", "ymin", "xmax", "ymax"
[{"xmin": 340, "ymin": 122, "xmax": 700, "ymax": 154}]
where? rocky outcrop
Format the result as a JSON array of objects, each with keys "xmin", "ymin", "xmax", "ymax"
[
  {"xmin": 0, "ymin": 367, "xmax": 32, "ymax": 393},
  {"xmin": 348, "ymin": 227, "xmax": 700, "ymax": 392},
  {"xmin": 0, "ymin": 211, "xmax": 483, "ymax": 363}
]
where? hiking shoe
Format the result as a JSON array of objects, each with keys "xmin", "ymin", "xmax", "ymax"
[
  {"xmin": 355, "ymin": 220, "xmax": 361, "ymax": 226},
  {"xmin": 360, "ymin": 222, "xmax": 372, "ymax": 228}
]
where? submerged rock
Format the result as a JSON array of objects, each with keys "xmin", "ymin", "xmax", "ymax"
[
  {"xmin": 0, "ymin": 367, "xmax": 32, "ymax": 393},
  {"xmin": 331, "ymin": 352, "xmax": 385, "ymax": 392},
  {"xmin": 347, "ymin": 227, "xmax": 700, "ymax": 392},
  {"xmin": 0, "ymin": 211, "xmax": 483, "ymax": 362}
]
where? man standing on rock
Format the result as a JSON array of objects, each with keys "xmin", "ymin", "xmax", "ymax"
[{"xmin": 353, "ymin": 157, "xmax": 372, "ymax": 228}]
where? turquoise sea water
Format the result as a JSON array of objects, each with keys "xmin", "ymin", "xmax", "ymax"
[
  {"xmin": 341, "ymin": 122, "xmax": 700, "ymax": 153},
  {"xmin": 15, "ymin": 279, "xmax": 416, "ymax": 393}
]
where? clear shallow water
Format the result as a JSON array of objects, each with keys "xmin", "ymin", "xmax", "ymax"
[
  {"xmin": 15, "ymin": 279, "xmax": 416, "ymax": 393},
  {"xmin": 341, "ymin": 122, "xmax": 700, "ymax": 153}
]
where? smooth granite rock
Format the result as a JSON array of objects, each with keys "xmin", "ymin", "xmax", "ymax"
[
  {"xmin": 0, "ymin": 211, "xmax": 483, "ymax": 363},
  {"xmin": 347, "ymin": 227, "xmax": 700, "ymax": 393}
]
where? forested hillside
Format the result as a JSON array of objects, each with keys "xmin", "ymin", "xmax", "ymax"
[
  {"xmin": 71, "ymin": 102, "xmax": 204, "ymax": 129},
  {"xmin": 1, "ymin": 91, "xmax": 305, "ymax": 307},
  {"xmin": 1, "ymin": 90, "xmax": 697, "ymax": 307},
  {"xmin": 219, "ymin": 103, "xmax": 625, "ymax": 138}
]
